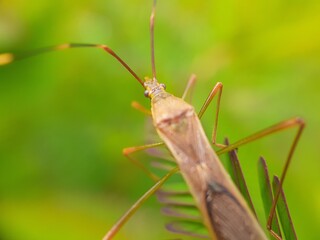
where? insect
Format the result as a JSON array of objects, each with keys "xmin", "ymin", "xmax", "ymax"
[{"xmin": 0, "ymin": 0, "xmax": 305, "ymax": 239}]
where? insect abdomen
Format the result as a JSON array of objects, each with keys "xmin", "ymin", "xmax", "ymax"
[{"xmin": 206, "ymin": 182, "xmax": 266, "ymax": 240}]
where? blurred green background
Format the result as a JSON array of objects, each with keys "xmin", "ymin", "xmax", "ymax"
[{"xmin": 0, "ymin": 0, "xmax": 319, "ymax": 239}]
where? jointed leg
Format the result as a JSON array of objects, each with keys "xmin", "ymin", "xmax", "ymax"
[
  {"xmin": 182, "ymin": 74, "xmax": 197, "ymax": 102},
  {"xmin": 198, "ymin": 82, "xmax": 225, "ymax": 148},
  {"xmin": 181, "ymin": 77, "xmax": 225, "ymax": 148},
  {"xmin": 131, "ymin": 101, "xmax": 152, "ymax": 115},
  {"xmin": 267, "ymin": 120, "xmax": 304, "ymax": 240},
  {"xmin": 217, "ymin": 117, "xmax": 305, "ymax": 240},
  {"xmin": 103, "ymin": 167, "xmax": 179, "ymax": 240},
  {"xmin": 123, "ymin": 142, "xmax": 164, "ymax": 182}
]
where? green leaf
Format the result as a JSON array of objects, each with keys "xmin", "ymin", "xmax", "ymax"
[
  {"xmin": 272, "ymin": 176, "xmax": 298, "ymax": 240},
  {"xmin": 225, "ymin": 138, "xmax": 257, "ymax": 217},
  {"xmin": 258, "ymin": 157, "xmax": 282, "ymax": 238}
]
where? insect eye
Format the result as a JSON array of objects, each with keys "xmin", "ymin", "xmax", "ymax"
[
  {"xmin": 144, "ymin": 90, "xmax": 150, "ymax": 98},
  {"xmin": 160, "ymin": 83, "xmax": 166, "ymax": 89}
]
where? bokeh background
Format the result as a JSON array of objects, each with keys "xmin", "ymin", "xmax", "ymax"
[{"xmin": 0, "ymin": 0, "xmax": 319, "ymax": 239}]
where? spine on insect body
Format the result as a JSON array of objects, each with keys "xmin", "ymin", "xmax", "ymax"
[{"xmin": 151, "ymin": 93, "xmax": 267, "ymax": 240}]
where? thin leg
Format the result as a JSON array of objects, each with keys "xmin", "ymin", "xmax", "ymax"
[
  {"xmin": 123, "ymin": 142, "xmax": 164, "ymax": 182},
  {"xmin": 267, "ymin": 120, "xmax": 304, "ymax": 240},
  {"xmin": 181, "ymin": 74, "xmax": 197, "ymax": 102},
  {"xmin": 131, "ymin": 101, "xmax": 152, "ymax": 115},
  {"xmin": 216, "ymin": 117, "xmax": 305, "ymax": 240},
  {"xmin": 103, "ymin": 167, "xmax": 179, "ymax": 240},
  {"xmin": 198, "ymin": 82, "xmax": 225, "ymax": 148}
]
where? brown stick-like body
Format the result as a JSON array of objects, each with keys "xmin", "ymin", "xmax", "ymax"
[{"xmin": 145, "ymin": 78, "xmax": 267, "ymax": 240}]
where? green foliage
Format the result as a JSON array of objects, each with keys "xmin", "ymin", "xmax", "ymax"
[
  {"xmin": 0, "ymin": 0, "xmax": 319, "ymax": 239},
  {"xmin": 258, "ymin": 157, "xmax": 282, "ymax": 238},
  {"xmin": 273, "ymin": 176, "xmax": 297, "ymax": 240}
]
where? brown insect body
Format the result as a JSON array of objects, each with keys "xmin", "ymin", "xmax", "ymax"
[
  {"xmin": 0, "ymin": 2, "xmax": 303, "ymax": 238},
  {"xmin": 145, "ymin": 78, "xmax": 267, "ymax": 240}
]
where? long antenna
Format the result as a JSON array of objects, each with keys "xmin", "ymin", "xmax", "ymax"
[
  {"xmin": 0, "ymin": 43, "xmax": 145, "ymax": 87},
  {"xmin": 150, "ymin": 0, "xmax": 157, "ymax": 79}
]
